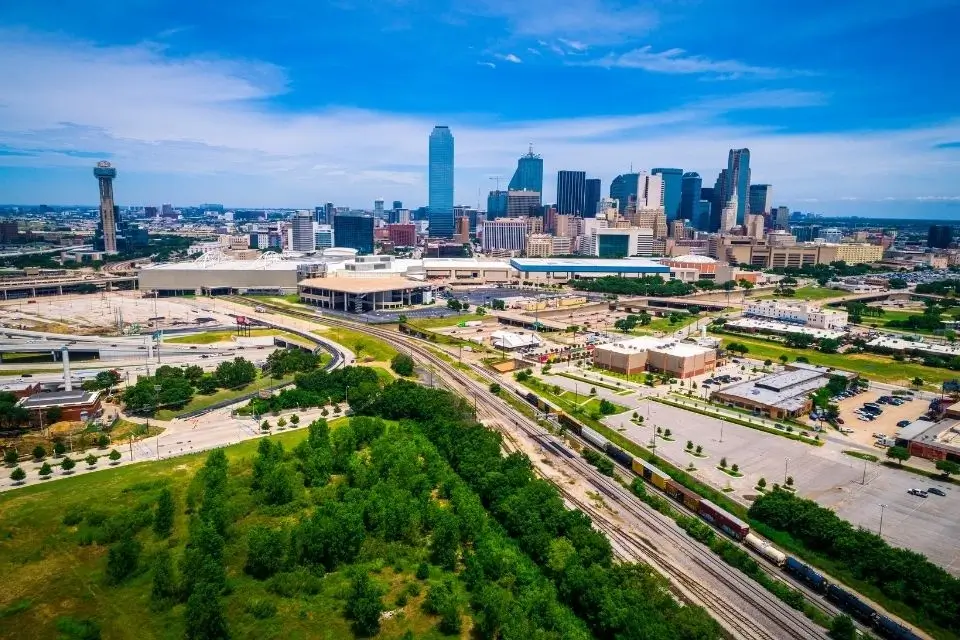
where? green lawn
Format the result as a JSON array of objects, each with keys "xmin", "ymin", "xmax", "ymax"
[
  {"xmin": 314, "ymin": 326, "xmax": 398, "ymax": 362},
  {"xmin": 154, "ymin": 374, "xmax": 297, "ymax": 420},
  {"xmin": 855, "ymin": 309, "xmax": 956, "ymax": 336},
  {"xmin": 760, "ymin": 285, "xmax": 846, "ymax": 301},
  {"xmin": 164, "ymin": 328, "xmax": 305, "ymax": 345},
  {"xmin": 407, "ymin": 312, "xmax": 487, "ymax": 330},
  {"xmin": 718, "ymin": 334, "xmax": 958, "ymax": 387}
]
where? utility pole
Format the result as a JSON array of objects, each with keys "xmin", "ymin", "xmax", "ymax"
[{"xmin": 879, "ymin": 503, "xmax": 887, "ymax": 537}]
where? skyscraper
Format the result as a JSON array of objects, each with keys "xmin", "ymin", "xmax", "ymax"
[
  {"xmin": 291, "ymin": 210, "xmax": 316, "ymax": 252},
  {"xmin": 749, "ymin": 184, "xmax": 773, "ymax": 217},
  {"xmin": 374, "ymin": 199, "xmax": 385, "ymax": 219},
  {"xmin": 680, "ymin": 172, "xmax": 702, "ymax": 222},
  {"xmin": 652, "ymin": 168, "xmax": 683, "ymax": 222},
  {"xmin": 610, "ymin": 173, "xmax": 639, "ymax": 214},
  {"xmin": 774, "ymin": 206, "xmax": 790, "ymax": 231},
  {"xmin": 638, "ymin": 173, "xmax": 664, "ymax": 209},
  {"xmin": 556, "ymin": 170, "xmax": 587, "ymax": 215},
  {"xmin": 428, "ymin": 126, "xmax": 455, "ymax": 237},
  {"xmin": 928, "ymin": 225, "xmax": 953, "ymax": 249},
  {"xmin": 508, "ymin": 145, "xmax": 543, "ymax": 202},
  {"xmin": 93, "ymin": 161, "xmax": 118, "ymax": 253},
  {"xmin": 723, "ymin": 148, "xmax": 751, "ymax": 225},
  {"xmin": 584, "ymin": 178, "xmax": 601, "ymax": 217},
  {"xmin": 334, "ymin": 214, "xmax": 374, "ymax": 254},
  {"xmin": 392, "ymin": 200, "xmax": 403, "ymax": 211},
  {"xmin": 487, "ymin": 190, "xmax": 508, "ymax": 219}
]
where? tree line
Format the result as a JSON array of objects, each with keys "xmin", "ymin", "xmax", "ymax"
[
  {"xmin": 570, "ymin": 275, "xmax": 695, "ymax": 297},
  {"xmin": 122, "ymin": 359, "xmax": 257, "ymax": 413}
]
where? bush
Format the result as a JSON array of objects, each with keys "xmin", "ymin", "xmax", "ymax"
[
  {"xmin": 60, "ymin": 456, "xmax": 76, "ymax": 473},
  {"xmin": 105, "ymin": 536, "xmax": 141, "ymax": 584},
  {"xmin": 32, "ymin": 445, "xmax": 46, "ymax": 461},
  {"xmin": 108, "ymin": 450, "xmax": 121, "ymax": 464},
  {"xmin": 245, "ymin": 526, "xmax": 288, "ymax": 580},
  {"xmin": 39, "ymin": 462, "xmax": 52, "ymax": 478},
  {"xmin": 266, "ymin": 569, "xmax": 324, "ymax": 597},
  {"xmin": 345, "ymin": 571, "xmax": 383, "ymax": 636},
  {"xmin": 416, "ymin": 562, "xmax": 430, "ymax": 580},
  {"xmin": 10, "ymin": 466, "xmax": 25, "ymax": 484},
  {"xmin": 54, "ymin": 617, "xmax": 101, "ymax": 640},
  {"xmin": 390, "ymin": 353, "xmax": 415, "ymax": 377},
  {"xmin": 245, "ymin": 598, "xmax": 278, "ymax": 620},
  {"xmin": 85, "ymin": 454, "xmax": 98, "ymax": 467}
]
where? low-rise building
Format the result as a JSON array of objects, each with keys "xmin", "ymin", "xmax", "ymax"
[
  {"xmin": 744, "ymin": 299, "xmax": 848, "ymax": 329},
  {"xmin": 19, "ymin": 389, "xmax": 103, "ymax": 423},
  {"xmin": 710, "ymin": 364, "xmax": 856, "ymax": 419},
  {"xmin": 592, "ymin": 336, "xmax": 716, "ymax": 379}
]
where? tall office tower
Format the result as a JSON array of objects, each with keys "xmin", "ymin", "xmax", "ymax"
[
  {"xmin": 680, "ymin": 172, "xmax": 702, "ymax": 222},
  {"xmin": 428, "ymin": 125, "xmax": 455, "ymax": 237},
  {"xmin": 454, "ymin": 216, "xmax": 470, "ymax": 244},
  {"xmin": 482, "ymin": 218, "xmax": 527, "ymax": 253},
  {"xmin": 774, "ymin": 206, "xmax": 790, "ymax": 231},
  {"xmin": 670, "ymin": 220, "xmax": 686, "ymax": 240},
  {"xmin": 93, "ymin": 161, "xmax": 118, "ymax": 253},
  {"xmin": 508, "ymin": 144, "xmax": 544, "ymax": 202},
  {"xmin": 719, "ymin": 194, "xmax": 738, "ymax": 233},
  {"xmin": 314, "ymin": 224, "xmax": 334, "ymax": 250},
  {"xmin": 506, "ymin": 190, "xmax": 541, "ymax": 217},
  {"xmin": 749, "ymin": 184, "xmax": 773, "ymax": 217},
  {"xmin": 610, "ymin": 173, "xmax": 639, "ymax": 214},
  {"xmin": 639, "ymin": 173, "xmax": 664, "ymax": 208},
  {"xmin": 487, "ymin": 190, "xmax": 508, "ymax": 219},
  {"xmin": 711, "ymin": 171, "xmax": 727, "ymax": 230},
  {"xmin": 325, "ymin": 202, "xmax": 335, "ymax": 224},
  {"xmin": 745, "ymin": 213, "xmax": 765, "ymax": 240},
  {"xmin": 631, "ymin": 208, "xmax": 667, "ymax": 239},
  {"xmin": 652, "ymin": 168, "xmax": 683, "ymax": 222},
  {"xmin": 333, "ymin": 214, "xmax": 374, "ymax": 254},
  {"xmin": 556, "ymin": 170, "xmax": 587, "ymax": 215},
  {"xmin": 723, "ymin": 148, "xmax": 751, "ymax": 225},
  {"xmin": 374, "ymin": 199, "xmax": 385, "ymax": 219},
  {"xmin": 314, "ymin": 206, "xmax": 326, "ymax": 224},
  {"xmin": 291, "ymin": 210, "xmax": 316, "ymax": 252},
  {"xmin": 584, "ymin": 178, "xmax": 601, "ymax": 217},
  {"xmin": 697, "ymin": 200, "xmax": 713, "ymax": 232},
  {"xmin": 392, "ymin": 200, "xmax": 403, "ymax": 211},
  {"xmin": 928, "ymin": 225, "xmax": 953, "ymax": 248}
]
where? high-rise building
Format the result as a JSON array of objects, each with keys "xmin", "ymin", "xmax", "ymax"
[
  {"xmin": 711, "ymin": 172, "xmax": 726, "ymax": 230},
  {"xmin": 374, "ymin": 199, "xmax": 385, "ymax": 219},
  {"xmin": 584, "ymin": 178, "xmax": 601, "ymax": 217},
  {"xmin": 610, "ymin": 173, "xmax": 639, "ymax": 214},
  {"xmin": 392, "ymin": 200, "xmax": 403, "ymax": 211},
  {"xmin": 314, "ymin": 225, "xmax": 334, "ymax": 250},
  {"xmin": 428, "ymin": 125, "xmax": 455, "ymax": 237},
  {"xmin": 507, "ymin": 191, "xmax": 541, "ymax": 217},
  {"xmin": 652, "ymin": 168, "xmax": 683, "ymax": 222},
  {"xmin": 774, "ymin": 206, "xmax": 790, "ymax": 231},
  {"xmin": 93, "ymin": 161, "xmax": 118, "ymax": 253},
  {"xmin": 292, "ymin": 210, "xmax": 316, "ymax": 252},
  {"xmin": 482, "ymin": 218, "xmax": 527, "ymax": 253},
  {"xmin": 719, "ymin": 193, "xmax": 738, "ymax": 233},
  {"xmin": 745, "ymin": 214, "xmax": 765, "ymax": 240},
  {"xmin": 314, "ymin": 206, "xmax": 326, "ymax": 224},
  {"xmin": 487, "ymin": 190, "xmax": 508, "ymax": 219},
  {"xmin": 639, "ymin": 173, "xmax": 664, "ymax": 209},
  {"xmin": 0, "ymin": 221, "xmax": 19, "ymax": 244},
  {"xmin": 928, "ymin": 225, "xmax": 953, "ymax": 249},
  {"xmin": 556, "ymin": 170, "xmax": 587, "ymax": 215},
  {"xmin": 680, "ymin": 172, "xmax": 702, "ymax": 222},
  {"xmin": 333, "ymin": 214, "xmax": 374, "ymax": 254},
  {"xmin": 508, "ymin": 145, "xmax": 543, "ymax": 202},
  {"xmin": 723, "ymin": 148, "xmax": 751, "ymax": 225},
  {"xmin": 749, "ymin": 184, "xmax": 773, "ymax": 217},
  {"xmin": 454, "ymin": 216, "xmax": 470, "ymax": 244}
]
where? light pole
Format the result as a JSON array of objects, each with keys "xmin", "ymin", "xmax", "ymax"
[
  {"xmin": 784, "ymin": 457, "xmax": 790, "ymax": 484},
  {"xmin": 879, "ymin": 503, "xmax": 887, "ymax": 537},
  {"xmin": 719, "ymin": 419, "xmax": 725, "ymax": 443}
]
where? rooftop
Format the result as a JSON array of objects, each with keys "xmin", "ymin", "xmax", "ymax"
[
  {"xmin": 714, "ymin": 369, "xmax": 835, "ymax": 411},
  {"xmin": 299, "ymin": 276, "xmax": 428, "ymax": 294},
  {"xmin": 19, "ymin": 389, "xmax": 101, "ymax": 409},
  {"xmin": 510, "ymin": 258, "xmax": 670, "ymax": 273}
]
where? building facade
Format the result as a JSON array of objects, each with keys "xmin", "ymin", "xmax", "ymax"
[
  {"xmin": 506, "ymin": 190, "xmax": 541, "ymax": 217},
  {"xmin": 291, "ymin": 210, "xmax": 315, "ymax": 252},
  {"xmin": 482, "ymin": 218, "xmax": 527, "ymax": 253},
  {"xmin": 652, "ymin": 168, "xmax": 683, "ymax": 222},
  {"xmin": 333, "ymin": 214, "xmax": 374, "ymax": 254},
  {"xmin": 680, "ymin": 172, "xmax": 702, "ymax": 223},
  {"xmin": 556, "ymin": 170, "xmax": 587, "ymax": 215},
  {"xmin": 584, "ymin": 178, "xmax": 601, "ymax": 217},
  {"xmin": 744, "ymin": 300, "xmax": 849, "ymax": 329},
  {"xmin": 509, "ymin": 146, "xmax": 543, "ymax": 201},
  {"xmin": 748, "ymin": 184, "xmax": 773, "ymax": 217},
  {"xmin": 610, "ymin": 173, "xmax": 639, "ymax": 214},
  {"xmin": 428, "ymin": 125, "xmax": 455, "ymax": 237},
  {"xmin": 723, "ymin": 148, "xmax": 750, "ymax": 225}
]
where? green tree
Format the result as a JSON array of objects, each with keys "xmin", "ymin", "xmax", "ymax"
[
  {"xmin": 151, "ymin": 549, "xmax": 178, "ymax": 607},
  {"xmin": 886, "ymin": 446, "xmax": 911, "ymax": 467},
  {"xmin": 32, "ymin": 445, "xmax": 46, "ymax": 461},
  {"xmin": 720, "ymin": 457, "xmax": 728, "ymax": 468},
  {"xmin": 430, "ymin": 508, "xmax": 460, "ymax": 571},
  {"xmin": 96, "ymin": 434, "xmax": 110, "ymax": 449},
  {"xmin": 153, "ymin": 488, "xmax": 175, "ymax": 538},
  {"xmin": 85, "ymin": 453, "xmax": 97, "ymax": 467},
  {"xmin": 390, "ymin": 353, "xmax": 415, "ymax": 377},
  {"xmin": 425, "ymin": 579, "xmax": 462, "ymax": 635},
  {"xmin": 10, "ymin": 466, "xmax": 25, "ymax": 484},
  {"xmin": 912, "ymin": 377, "xmax": 924, "ymax": 389},
  {"xmin": 935, "ymin": 459, "xmax": 960, "ymax": 478},
  {"xmin": 46, "ymin": 406, "xmax": 64, "ymax": 424},
  {"xmin": 39, "ymin": 462, "xmax": 52, "ymax": 478},
  {"xmin": 184, "ymin": 582, "xmax": 229, "ymax": 640},
  {"xmin": 416, "ymin": 562, "xmax": 430, "ymax": 580},
  {"xmin": 344, "ymin": 571, "xmax": 384, "ymax": 637},
  {"xmin": 598, "ymin": 399, "xmax": 617, "ymax": 415},
  {"xmin": 245, "ymin": 526, "xmax": 288, "ymax": 579},
  {"xmin": 4, "ymin": 448, "xmax": 18, "ymax": 465},
  {"xmin": 779, "ymin": 354, "xmax": 789, "ymax": 364},
  {"xmin": 108, "ymin": 449, "xmax": 122, "ymax": 464},
  {"xmin": 53, "ymin": 441, "xmax": 66, "ymax": 457},
  {"xmin": 289, "ymin": 414, "xmax": 300, "ymax": 425},
  {"xmin": 829, "ymin": 614, "xmax": 856, "ymax": 640},
  {"xmin": 757, "ymin": 477, "xmax": 767, "ymax": 490},
  {"xmin": 488, "ymin": 382, "xmax": 501, "ymax": 394},
  {"xmin": 106, "ymin": 536, "xmax": 141, "ymax": 584},
  {"xmin": 60, "ymin": 456, "xmax": 76, "ymax": 473}
]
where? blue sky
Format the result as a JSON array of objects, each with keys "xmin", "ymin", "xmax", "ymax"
[{"xmin": 1, "ymin": 0, "xmax": 959, "ymax": 218}]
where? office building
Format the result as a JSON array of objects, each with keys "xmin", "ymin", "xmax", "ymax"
[
  {"xmin": 482, "ymin": 218, "xmax": 527, "ymax": 253},
  {"xmin": 557, "ymin": 170, "xmax": 587, "ymax": 215},
  {"xmin": 711, "ymin": 171, "xmax": 727, "ymax": 230},
  {"xmin": 291, "ymin": 210, "xmax": 316, "ymax": 252},
  {"xmin": 487, "ymin": 190, "xmax": 508, "ymax": 219},
  {"xmin": 610, "ymin": 173, "xmax": 639, "ymax": 214},
  {"xmin": 526, "ymin": 234, "xmax": 554, "ymax": 257},
  {"xmin": 593, "ymin": 336, "xmax": 716, "ymax": 379},
  {"xmin": 392, "ymin": 200, "xmax": 403, "ymax": 211},
  {"xmin": 697, "ymin": 200, "xmax": 713, "ymax": 232},
  {"xmin": 428, "ymin": 125, "xmax": 455, "ymax": 237},
  {"xmin": 744, "ymin": 300, "xmax": 849, "ymax": 330},
  {"xmin": 584, "ymin": 178, "xmax": 601, "ymax": 217},
  {"xmin": 333, "ymin": 214, "xmax": 374, "ymax": 254},
  {"xmin": 638, "ymin": 173, "xmax": 664, "ymax": 209},
  {"xmin": 454, "ymin": 216, "xmax": 470, "ymax": 244},
  {"xmin": 749, "ymin": 184, "xmax": 773, "ymax": 217},
  {"xmin": 711, "ymin": 364, "xmax": 855, "ymax": 420},
  {"xmin": 929, "ymin": 225, "xmax": 953, "ymax": 249},
  {"xmin": 314, "ymin": 206, "xmax": 326, "ymax": 224},
  {"xmin": 652, "ymin": 168, "xmax": 683, "ymax": 222},
  {"xmin": 454, "ymin": 206, "xmax": 479, "ymax": 233},
  {"xmin": 387, "ymin": 224, "xmax": 416, "ymax": 247},
  {"xmin": 821, "ymin": 228, "xmax": 844, "ymax": 244},
  {"xmin": 720, "ymin": 149, "xmax": 750, "ymax": 225},
  {"xmin": 745, "ymin": 214, "xmax": 765, "ymax": 240},
  {"xmin": 592, "ymin": 228, "xmax": 654, "ymax": 258},
  {"xmin": 93, "ymin": 161, "xmax": 118, "ymax": 253},
  {"xmin": 508, "ymin": 145, "xmax": 543, "ymax": 202},
  {"xmin": 314, "ymin": 225, "xmax": 334, "ymax": 250},
  {"xmin": 629, "ymin": 208, "xmax": 667, "ymax": 239},
  {"xmin": 719, "ymin": 194, "xmax": 738, "ymax": 233},
  {"xmin": 774, "ymin": 206, "xmax": 790, "ymax": 231},
  {"xmin": 0, "ymin": 221, "xmax": 18, "ymax": 244},
  {"xmin": 374, "ymin": 199, "xmax": 385, "ymax": 219},
  {"xmin": 507, "ymin": 190, "xmax": 541, "ymax": 217},
  {"xmin": 680, "ymin": 172, "xmax": 702, "ymax": 222}
]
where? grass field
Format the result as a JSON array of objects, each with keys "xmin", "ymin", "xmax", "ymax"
[
  {"xmin": 313, "ymin": 326, "xmax": 397, "ymax": 362},
  {"xmin": 631, "ymin": 314, "xmax": 698, "ymax": 335},
  {"xmin": 0, "ymin": 418, "xmax": 461, "ymax": 640},
  {"xmin": 760, "ymin": 286, "xmax": 847, "ymax": 301},
  {"xmin": 718, "ymin": 334, "xmax": 958, "ymax": 387},
  {"xmin": 164, "ymin": 329, "xmax": 304, "ymax": 345},
  {"xmin": 154, "ymin": 374, "xmax": 296, "ymax": 420},
  {"xmin": 406, "ymin": 313, "xmax": 486, "ymax": 330}
]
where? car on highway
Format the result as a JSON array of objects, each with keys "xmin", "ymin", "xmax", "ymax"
[
  {"xmin": 928, "ymin": 487, "xmax": 946, "ymax": 497},
  {"xmin": 908, "ymin": 489, "xmax": 928, "ymax": 497}
]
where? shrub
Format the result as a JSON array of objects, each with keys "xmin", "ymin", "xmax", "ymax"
[
  {"xmin": 39, "ymin": 462, "xmax": 52, "ymax": 478},
  {"xmin": 60, "ymin": 457, "xmax": 76, "ymax": 473},
  {"xmin": 245, "ymin": 599, "xmax": 278, "ymax": 620},
  {"xmin": 10, "ymin": 466, "xmax": 26, "ymax": 484},
  {"xmin": 108, "ymin": 450, "xmax": 121, "ymax": 464},
  {"xmin": 415, "ymin": 562, "xmax": 429, "ymax": 580},
  {"xmin": 32, "ymin": 445, "xmax": 46, "ymax": 461},
  {"xmin": 85, "ymin": 454, "xmax": 98, "ymax": 467},
  {"xmin": 106, "ymin": 536, "xmax": 141, "ymax": 584},
  {"xmin": 390, "ymin": 353, "xmax": 415, "ymax": 377}
]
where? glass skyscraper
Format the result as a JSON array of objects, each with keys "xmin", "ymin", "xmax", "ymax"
[
  {"xmin": 749, "ymin": 184, "xmax": 773, "ymax": 216},
  {"xmin": 556, "ymin": 170, "xmax": 586, "ymax": 215},
  {"xmin": 508, "ymin": 145, "xmax": 543, "ymax": 202},
  {"xmin": 333, "ymin": 214, "xmax": 374, "ymax": 254},
  {"xmin": 584, "ymin": 178, "xmax": 601, "ymax": 217},
  {"xmin": 724, "ymin": 148, "xmax": 751, "ymax": 226},
  {"xmin": 680, "ymin": 172, "xmax": 702, "ymax": 222},
  {"xmin": 428, "ymin": 126, "xmax": 455, "ymax": 238},
  {"xmin": 652, "ymin": 168, "xmax": 684, "ymax": 222},
  {"xmin": 610, "ymin": 173, "xmax": 639, "ymax": 214}
]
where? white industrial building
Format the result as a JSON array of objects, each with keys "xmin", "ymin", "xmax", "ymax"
[{"xmin": 743, "ymin": 300, "xmax": 849, "ymax": 330}]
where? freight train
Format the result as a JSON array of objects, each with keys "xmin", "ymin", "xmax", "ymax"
[{"xmin": 542, "ymin": 399, "xmax": 924, "ymax": 640}]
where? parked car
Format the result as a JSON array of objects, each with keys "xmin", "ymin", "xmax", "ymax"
[
  {"xmin": 928, "ymin": 487, "xmax": 946, "ymax": 497},
  {"xmin": 896, "ymin": 420, "xmax": 911, "ymax": 428},
  {"xmin": 908, "ymin": 489, "xmax": 928, "ymax": 497}
]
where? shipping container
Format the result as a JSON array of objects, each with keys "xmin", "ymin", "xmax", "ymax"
[
  {"xmin": 785, "ymin": 557, "xmax": 828, "ymax": 591},
  {"xmin": 743, "ymin": 534, "xmax": 786, "ymax": 566},
  {"xmin": 606, "ymin": 444, "xmax": 633, "ymax": 468},
  {"xmin": 632, "ymin": 458, "xmax": 671, "ymax": 490},
  {"xmin": 665, "ymin": 479, "xmax": 702, "ymax": 510},
  {"xmin": 700, "ymin": 499, "xmax": 750, "ymax": 540},
  {"xmin": 581, "ymin": 426, "xmax": 609, "ymax": 451}
]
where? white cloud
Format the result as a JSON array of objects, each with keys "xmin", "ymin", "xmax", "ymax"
[
  {"xmin": 582, "ymin": 46, "xmax": 808, "ymax": 79},
  {"xmin": 558, "ymin": 38, "xmax": 588, "ymax": 52},
  {"xmin": 0, "ymin": 28, "xmax": 958, "ymax": 213},
  {"xmin": 477, "ymin": 61, "xmax": 497, "ymax": 68},
  {"xmin": 494, "ymin": 52, "xmax": 522, "ymax": 63}
]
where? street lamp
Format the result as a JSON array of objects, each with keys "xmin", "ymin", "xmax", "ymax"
[
  {"xmin": 879, "ymin": 503, "xmax": 887, "ymax": 537},
  {"xmin": 784, "ymin": 457, "xmax": 790, "ymax": 484}
]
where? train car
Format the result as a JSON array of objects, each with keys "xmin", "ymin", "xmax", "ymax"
[
  {"xmin": 743, "ymin": 534, "xmax": 786, "ymax": 567},
  {"xmin": 558, "ymin": 412, "xmax": 583, "ymax": 436},
  {"xmin": 699, "ymin": 499, "xmax": 750, "ymax": 541},
  {"xmin": 631, "ymin": 457, "xmax": 671, "ymax": 490},
  {"xmin": 827, "ymin": 584, "xmax": 877, "ymax": 623},
  {"xmin": 581, "ymin": 426, "xmax": 610, "ymax": 451},
  {"xmin": 605, "ymin": 443, "xmax": 633, "ymax": 469},
  {"xmin": 784, "ymin": 557, "xmax": 828, "ymax": 592},
  {"xmin": 665, "ymin": 479, "xmax": 703, "ymax": 510},
  {"xmin": 875, "ymin": 615, "xmax": 923, "ymax": 640}
]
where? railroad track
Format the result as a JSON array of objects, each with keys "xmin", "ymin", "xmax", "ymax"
[{"xmin": 220, "ymin": 296, "xmax": 829, "ymax": 639}]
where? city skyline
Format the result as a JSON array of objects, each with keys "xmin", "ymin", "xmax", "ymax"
[{"xmin": 0, "ymin": 2, "xmax": 959, "ymax": 218}]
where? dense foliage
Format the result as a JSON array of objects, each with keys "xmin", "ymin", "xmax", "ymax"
[
  {"xmin": 570, "ymin": 275, "xmax": 695, "ymax": 297},
  {"xmin": 390, "ymin": 353, "xmax": 415, "ymax": 377},
  {"xmin": 916, "ymin": 278, "xmax": 960, "ymax": 296},
  {"xmin": 122, "ymin": 358, "xmax": 258, "ymax": 413},
  {"xmin": 749, "ymin": 488, "xmax": 960, "ymax": 633},
  {"xmin": 265, "ymin": 348, "xmax": 321, "ymax": 379},
  {"xmin": 0, "ymin": 391, "xmax": 30, "ymax": 431},
  {"xmin": 245, "ymin": 366, "xmax": 381, "ymax": 416}
]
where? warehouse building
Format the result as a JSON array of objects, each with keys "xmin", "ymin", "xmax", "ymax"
[
  {"xmin": 592, "ymin": 336, "xmax": 717, "ymax": 379},
  {"xmin": 19, "ymin": 389, "xmax": 103, "ymax": 423},
  {"xmin": 743, "ymin": 300, "xmax": 849, "ymax": 330},
  {"xmin": 298, "ymin": 276, "xmax": 433, "ymax": 313},
  {"xmin": 710, "ymin": 364, "xmax": 856, "ymax": 419}
]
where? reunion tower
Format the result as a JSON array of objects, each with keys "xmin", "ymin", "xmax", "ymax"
[{"xmin": 93, "ymin": 161, "xmax": 118, "ymax": 253}]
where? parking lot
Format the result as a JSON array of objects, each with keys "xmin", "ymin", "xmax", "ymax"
[
  {"xmin": 829, "ymin": 391, "xmax": 930, "ymax": 449},
  {"xmin": 604, "ymin": 399, "xmax": 960, "ymax": 574}
]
